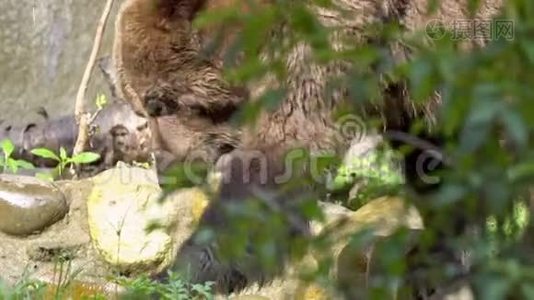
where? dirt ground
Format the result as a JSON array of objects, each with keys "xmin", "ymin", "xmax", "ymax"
[{"xmin": 0, "ymin": 179, "xmax": 118, "ymax": 293}]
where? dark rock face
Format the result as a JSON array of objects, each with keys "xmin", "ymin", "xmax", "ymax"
[{"xmin": 0, "ymin": 174, "xmax": 68, "ymax": 236}]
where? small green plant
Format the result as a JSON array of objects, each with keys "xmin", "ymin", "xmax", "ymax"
[
  {"xmin": 117, "ymin": 271, "xmax": 214, "ymax": 300},
  {"xmin": 30, "ymin": 146, "xmax": 101, "ymax": 178},
  {"xmin": 0, "ymin": 252, "xmax": 103, "ymax": 300},
  {"xmin": 50, "ymin": 251, "xmax": 85, "ymax": 300},
  {"xmin": 95, "ymin": 93, "xmax": 108, "ymax": 110},
  {"xmin": 0, "ymin": 267, "xmax": 47, "ymax": 300},
  {"xmin": 0, "ymin": 139, "xmax": 35, "ymax": 174}
]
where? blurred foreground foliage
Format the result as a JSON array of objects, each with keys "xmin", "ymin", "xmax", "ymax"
[{"xmin": 171, "ymin": 0, "xmax": 534, "ymax": 298}]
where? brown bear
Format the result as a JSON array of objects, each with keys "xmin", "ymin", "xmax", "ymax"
[
  {"xmin": 112, "ymin": 0, "xmax": 504, "ymax": 296},
  {"xmin": 112, "ymin": 0, "xmax": 247, "ymax": 120},
  {"xmin": 152, "ymin": 113, "xmax": 240, "ymax": 172},
  {"xmin": 111, "ymin": 0, "xmax": 369, "ymax": 293},
  {"xmin": 173, "ymin": 0, "xmax": 505, "ymax": 295},
  {"xmin": 170, "ymin": 0, "xmax": 398, "ymax": 294},
  {"xmin": 112, "ymin": 0, "xmax": 247, "ymax": 172}
]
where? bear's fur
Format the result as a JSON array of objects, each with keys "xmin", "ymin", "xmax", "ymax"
[{"xmin": 112, "ymin": 0, "xmax": 504, "ymax": 295}]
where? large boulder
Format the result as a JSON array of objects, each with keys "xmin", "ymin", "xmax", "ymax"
[
  {"xmin": 222, "ymin": 197, "xmax": 423, "ymax": 299},
  {"xmin": 0, "ymin": 174, "xmax": 68, "ymax": 235},
  {"xmin": 86, "ymin": 162, "xmax": 211, "ymax": 275}
]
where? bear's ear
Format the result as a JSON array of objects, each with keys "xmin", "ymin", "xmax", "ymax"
[{"xmin": 156, "ymin": 0, "xmax": 208, "ymax": 21}]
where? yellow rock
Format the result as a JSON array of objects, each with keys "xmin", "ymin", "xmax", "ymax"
[
  {"xmin": 314, "ymin": 196, "xmax": 423, "ymax": 261},
  {"xmin": 315, "ymin": 196, "xmax": 424, "ymax": 297},
  {"xmin": 87, "ymin": 163, "xmax": 176, "ymax": 274},
  {"xmin": 223, "ymin": 198, "xmax": 421, "ymax": 300},
  {"xmin": 85, "ymin": 163, "xmax": 421, "ymax": 298},
  {"xmin": 190, "ymin": 188, "xmax": 210, "ymax": 224},
  {"xmin": 331, "ymin": 196, "xmax": 423, "ymax": 239},
  {"xmin": 300, "ymin": 284, "xmax": 329, "ymax": 300},
  {"xmin": 85, "ymin": 162, "xmax": 217, "ymax": 275}
]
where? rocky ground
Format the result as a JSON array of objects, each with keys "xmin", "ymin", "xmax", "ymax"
[{"xmin": 0, "ymin": 138, "xmax": 473, "ymax": 299}]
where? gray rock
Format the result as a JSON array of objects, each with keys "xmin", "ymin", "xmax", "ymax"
[
  {"xmin": 0, "ymin": 174, "xmax": 68, "ymax": 236},
  {"xmin": 0, "ymin": 0, "xmax": 119, "ymax": 125}
]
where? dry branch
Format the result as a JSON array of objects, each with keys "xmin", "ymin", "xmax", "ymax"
[{"xmin": 72, "ymin": 0, "xmax": 116, "ymax": 159}]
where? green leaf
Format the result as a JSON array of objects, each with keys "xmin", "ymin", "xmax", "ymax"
[
  {"xmin": 467, "ymin": 84, "xmax": 502, "ymax": 123},
  {"xmin": 232, "ymin": 99, "xmax": 263, "ymax": 126},
  {"xmin": 500, "ymin": 108, "xmax": 528, "ymax": 151},
  {"xmin": 520, "ymin": 39, "xmax": 534, "ymax": 64},
  {"xmin": 459, "ymin": 95, "xmax": 502, "ymax": 153},
  {"xmin": 59, "ymin": 147, "xmax": 68, "ymax": 161},
  {"xmin": 409, "ymin": 57, "xmax": 438, "ymax": 102},
  {"xmin": 311, "ymin": 0, "xmax": 333, "ymax": 8},
  {"xmin": 426, "ymin": 0, "xmax": 439, "ymax": 13},
  {"xmin": 435, "ymin": 183, "xmax": 468, "ymax": 206},
  {"xmin": 193, "ymin": 4, "xmax": 241, "ymax": 30},
  {"xmin": 475, "ymin": 274, "xmax": 510, "ymax": 300},
  {"xmin": 467, "ymin": 0, "xmax": 481, "ymax": 16},
  {"xmin": 31, "ymin": 148, "xmax": 60, "ymax": 162},
  {"xmin": 69, "ymin": 152, "xmax": 101, "ymax": 165},
  {"xmin": 95, "ymin": 93, "xmax": 108, "ymax": 110},
  {"xmin": 241, "ymin": 6, "xmax": 277, "ymax": 57},
  {"xmin": 521, "ymin": 283, "xmax": 534, "ymax": 299},
  {"xmin": 225, "ymin": 58, "xmax": 266, "ymax": 84},
  {"xmin": 298, "ymin": 198, "xmax": 324, "ymax": 221},
  {"xmin": 15, "ymin": 160, "xmax": 35, "ymax": 170},
  {"xmin": 484, "ymin": 179, "xmax": 510, "ymax": 214},
  {"xmin": 260, "ymin": 88, "xmax": 287, "ymax": 112},
  {"xmin": 508, "ymin": 161, "xmax": 534, "ymax": 182},
  {"xmin": 459, "ymin": 122, "xmax": 492, "ymax": 154},
  {"xmin": 6, "ymin": 159, "xmax": 18, "ymax": 173},
  {"xmin": 1, "ymin": 139, "xmax": 15, "ymax": 159},
  {"xmin": 159, "ymin": 161, "xmax": 210, "ymax": 192}
]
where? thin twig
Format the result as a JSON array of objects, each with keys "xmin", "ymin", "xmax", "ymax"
[
  {"xmin": 72, "ymin": 0, "xmax": 116, "ymax": 160},
  {"xmin": 89, "ymin": 108, "xmax": 103, "ymax": 125}
]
